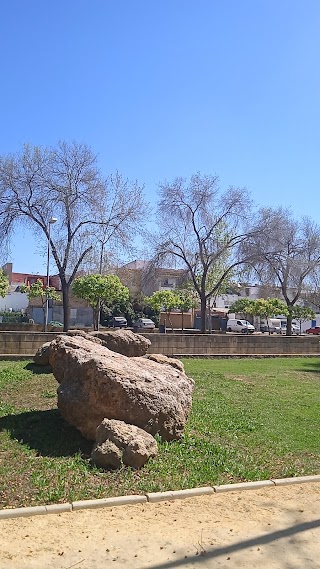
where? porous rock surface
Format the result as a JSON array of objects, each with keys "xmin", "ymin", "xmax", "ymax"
[
  {"xmin": 48, "ymin": 335, "xmax": 194, "ymax": 441},
  {"xmin": 90, "ymin": 329, "xmax": 151, "ymax": 357},
  {"xmin": 91, "ymin": 418, "xmax": 158, "ymax": 469},
  {"xmin": 144, "ymin": 353, "xmax": 185, "ymax": 373},
  {"xmin": 33, "ymin": 330, "xmax": 101, "ymax": 365},
  {"xmin": 66, "ymin": 330, "xmax": 102, "ymax": 344}
]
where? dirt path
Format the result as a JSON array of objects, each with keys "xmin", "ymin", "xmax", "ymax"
[{"xmin": 1, "ymin": 483, "xmax": 320, "ymax": 569}]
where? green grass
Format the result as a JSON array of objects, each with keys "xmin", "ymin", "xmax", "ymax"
[{"xmin": 0, "ymin": 357, "xmax": 320, "ymax": 508}]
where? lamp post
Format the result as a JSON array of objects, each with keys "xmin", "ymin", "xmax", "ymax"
[{"xmin": 45, "ymin": 217, "xmax": 57, "ymax": 331}]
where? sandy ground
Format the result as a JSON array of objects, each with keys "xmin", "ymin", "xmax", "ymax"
[{"xmin": 1, "ymin": 483, "xmax": 320, "ymax": 569}]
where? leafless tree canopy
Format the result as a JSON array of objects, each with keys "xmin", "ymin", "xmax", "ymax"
[
  {"xmin": 0, "ymin": 141, "xmax": 146, "ymax": 330},
  {"xmin": 150, "ymin": 172, "xmax": 254, "ymax": 331},
  {"xmin": 243, "ymin": 207, "xmax": 320, "ymax": 333}
]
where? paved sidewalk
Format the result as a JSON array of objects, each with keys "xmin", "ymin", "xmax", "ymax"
[{"xmin": 1, "ymin": 483, "xmax": 320, "ymax": 568}]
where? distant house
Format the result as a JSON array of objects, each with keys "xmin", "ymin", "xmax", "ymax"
[
  {"xmin": 115, "ymin": 260, "xmax": 186, "ymax": 297},
  {"xmin": 0, "ymin": 262, "xmax": 37, "ymax": 313},
  {"xmin": 1, "ymin": 263, "xmax": 93, "ymax": 327}
]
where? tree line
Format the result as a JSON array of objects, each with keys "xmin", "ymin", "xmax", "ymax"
[{"xmin": 0, "ymin": 141, "xmax": 320, "ymax": 334}]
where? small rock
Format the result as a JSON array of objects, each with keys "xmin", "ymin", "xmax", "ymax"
[
  {"xmin": 91, "ymin": 418, "xmax": 158, "ymax": 469},
  {"xmin": 34, "ymin": 342, "xmax": 51, "ymax": 366}
]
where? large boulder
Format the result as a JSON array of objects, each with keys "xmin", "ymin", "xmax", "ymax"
[
  {"xmin": 49, "ymin": 335, "xmax": 194, "ymax": 441},
  {"xmin": 90, "ymin": 329, "xmax": 150, "ymax": 357},
  {"xmin": 91, "ymin": 418, "xmax": 158, "ymax": 469}
]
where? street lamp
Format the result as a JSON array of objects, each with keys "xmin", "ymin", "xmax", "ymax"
[{"xmin": 45, "ymin": 217, "xmax": 57, "ymax": 331}]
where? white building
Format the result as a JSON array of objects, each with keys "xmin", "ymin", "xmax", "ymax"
[{"xmin": 0, "ymin": 285, "xmax": 28, "ymax": 312}]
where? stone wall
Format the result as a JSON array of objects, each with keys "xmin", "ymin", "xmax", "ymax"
[
  {"xmin": 0, "ymin": 324, "xmax": 45, "ymax": 332},
  {"xmin": 0, "ymin": 331, "xmax": 319, "ymax": 357},
  {"xmin": 143, "ymin": 333, "xmax": 320, "ymax": 357},
  {"xmin": 0, "ymin": 332, "xmax": 59, "ymax": 355}
]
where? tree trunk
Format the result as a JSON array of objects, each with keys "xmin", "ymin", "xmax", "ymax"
[
  {"xmin": 167, "ymin": 311, "xmax": 174, "ymax": 332},
  {"xmin": 93, "ymin": 301, "xmax": 100, "ymax": 331},
  {"xmin": 266, "ymin": 316, "xmax": 270, "ymax": 335},
  {"xmin": 181, "ymin": 311, "xmax": 184, "ymax": 331},
  {"xmin": 200, "ymin": 295, "xmax": 207, "ymax": 333},
  {"xmin": 207, "ymin": 298, "xmax": 212, "ymax": 333},
  {"xmin": 62, "ymin": 283, "xmax": 70, "ymax": 332},
  {"xmin": 286, "ymin": 313, "xmax": 292, "ymax": 336},
  {"xmin": 42, "ymin": 301, "xmax": 46, "ymax": 332}
]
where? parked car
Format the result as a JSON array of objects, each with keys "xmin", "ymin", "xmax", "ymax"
[
  {"xmin": 133, "ymin": 318, "xmax": 156, "ymax": 330},
  {"xmin": 109, "ymin": 316, "xmax": 127, "ymax": 328},
  {"xmin": 227, "ymin": 319, "xmax": 255, "ymax": 334},
  {"xmin": 280, "ymin": 322, "xmax": 300, "ymax": 335},
  {"xmin": 49, "ymin": 320, "xmax": 63, "ymax": 327},
  {"xmin": 306, "ymin": 326, "xmax": 320, "ymax": 335}
]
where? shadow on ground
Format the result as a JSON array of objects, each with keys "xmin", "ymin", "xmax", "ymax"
[
  {"xmin": 297, "ymin": 359, "xmax": 320, "ymax": 374},
  {"xmin": 146, "ymin": 518, "xmax": 320, "ymax": 569},
  {"xmin": 0, "ymin": 408, "xmax": 92, "ymax": 457},
  {"xmin": 24, "ymin": 363, "xmax": 53, "ymax": 375}
]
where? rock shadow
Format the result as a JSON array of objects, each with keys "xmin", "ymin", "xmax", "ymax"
[
  {"xmin": 0, "ymin": 408, "xmax": 92, "ymax": 458},
  {"xmin": 24, "ymin": 362, "xmax": 53, "ymax": 375},
  {"xmin": 298, "ymin": 360, "xmax": 320, "ymax": 374}
]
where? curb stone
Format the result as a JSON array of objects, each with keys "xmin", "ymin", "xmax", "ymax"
[
  {"xmin": 0, "ymin": 506, "xmax": 47, "ymax": 519},
  {"xmin": 213, "ymin": 480, "xmax": 275, "ymax": 493},
  {"xmin": 45, "ymin": 503, "xmax": 72, "ymax": 514},
  {"xmin": 72, "ymin": 494, "xmax": 147, "ymax": 511},
  {"xmin": 1, "ymin": 476, "xmax": 320, "ymax": 520},
  {"xmin": 271, "ymin": 475, "xmax": 320, "ymax": 486},
  {"xmin": 146, "ymin": 486, "xmax": 214, "ymax": 503}
]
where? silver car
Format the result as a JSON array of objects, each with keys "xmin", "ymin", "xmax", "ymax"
[{"xmin": 133, "ymin": 318, "xmax": 155, "ymax": 330}]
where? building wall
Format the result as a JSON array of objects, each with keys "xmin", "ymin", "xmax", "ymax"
[
  {"xmin": 50, "ymin": 305, "xmax": 93, "ymax": 327},
  {"xmin": 0, "ymin": 291, "xmax": 29, "ymax": 312},
  {"xmin": 27, "ymin": 292, "xmax": 93, "ymax": 327},
  {"xmin": 115, "ymin": 265, "xmax": 186, "ymax": 297}
]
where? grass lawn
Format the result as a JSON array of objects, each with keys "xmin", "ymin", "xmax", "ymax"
[{"xmin": 0, "ymin": 357, "xmax": 320, "ymax": 508}]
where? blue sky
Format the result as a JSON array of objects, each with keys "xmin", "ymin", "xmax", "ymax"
[{"xmin": 1, "ymin": 0, "xmax": 320, "ymax": 274}]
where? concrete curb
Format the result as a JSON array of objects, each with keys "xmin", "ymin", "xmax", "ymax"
[
  {"xmin": 173, "ymin": 354, "xmax": 320, "ymax": 359},
  {"xmin": 213, "ymin": 480, "xmax": 275, "ymax": 493},
  {"xmin": 146, "ymin": 486, "xmax": 214, "ymax": 503},
  {"xmin": 1, "ymin": 476, "xmax": 320, "ymax": 520},
  {"xmin": 0, "ymin": 506, "xmax": 47, "ymax": 519},
  {"xmin": 45, "ymin": 503, "xmax": 72, "ymax": 514},
  {"xmin": 1, "ymin": 354, "xmax": 320, "ymax": 361},
  {"xmin": 271, "ymin": 475, "xmax": 320, "ymax": 486},
  {"xmin": 72, "ymin": 494, "xmax": 147, "ymax": 511}
]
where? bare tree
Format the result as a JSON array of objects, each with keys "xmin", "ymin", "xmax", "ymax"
[
  {"xmin": 150, "ymin": 173, "xmax": 255, "ymax": 332},
  {"xmin": 0, "ymin": 142, "xmax": 145, "ymax": 330},
  {"xmin": 244, "ymin": 207, "xmax": 320, "ymax": 335},
  {"xmin": 301, "ymin": 273, "xmax": 320, "ymax": 311},
  {"xmin": 78, "ymin": 172, "xmax": 145, "ymax": 275}
]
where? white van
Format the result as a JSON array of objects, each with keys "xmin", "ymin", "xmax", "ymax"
[{"xmin": 227, "ymin": 319, "xmax": 255, "ymax": 334}]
